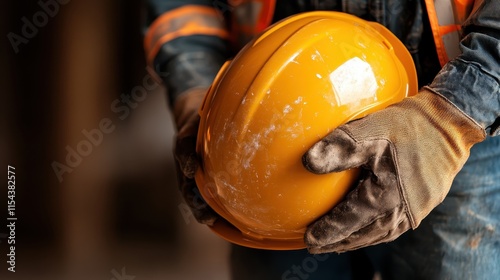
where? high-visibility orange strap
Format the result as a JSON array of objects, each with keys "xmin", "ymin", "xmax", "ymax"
[
  {"xmin": 425, "ymin": 0, "xmax": 475, "ymax": 66},
  {"xmin": 454, "ymin": 0, "xmax": 475, "ymax": 22},
  {"xmin": 425, "ymin": 0, "xmax": 449, "ymax": 66},
  {"xmin": 256, "ymin": 0, "xmax": 276, "ymax": 32},
  {"xmin": 144, "ymin": 5, "xmax": 229, "ymax": 66},
  {"xmin": 228, "ymin": 0, "xmax": 276, "ymax": 49},
  {"xmin": 439, "ymin": 24, "xmax": 460, "ymax": 35}
]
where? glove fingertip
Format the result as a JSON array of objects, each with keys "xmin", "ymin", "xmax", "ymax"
[
  {"xmin": 194, "ymin": 210, "xmax": 218, "ymax": 226},
  {"xmin": 304, "ymin": 218, "xmax": 331, "ymax": 246},
  {"xmin": 302, "ymin": 140, "xmax": 341, "ymax": 174},
  {"xmin": 305, "ymin": 246, "xmax": 324, "ymax": 255},
  {"xmin": 182, "ymin": 155, "xmax": 199, "ymax": 178}
]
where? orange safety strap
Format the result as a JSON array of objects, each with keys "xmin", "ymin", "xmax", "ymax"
[
  {"xmin": 228, "ymin": 0, "xmax": 275, "ymax": 48},
  {"xmin": 255, "ymin": 0, "xmax": 276, "ymax": 33},
  {"xmin": 228, "ymin": 0, "xmax": 275, "ymax": 32},
  {"xmin": 425, "ymin": 0, "xmax": 474, "ymax": 66},
  {"xmin": 144, "ymin": 5, "xmax": 230, "ymax": 66}
]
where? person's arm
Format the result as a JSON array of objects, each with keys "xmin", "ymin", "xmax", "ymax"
[
  {"xmin": 302, "ymin": 0, "xmax": 498, "ymax": 254},
  {"xmin": 429, "ymin": 0, "xmax": 500, "ymax": 135},
  {"xmin": 144, "ymin": 0, "xmax": 231, "ymax": 225},
  {"xmin": 144, "ymin": 0, "xmax": 230, "ymax": 107}
]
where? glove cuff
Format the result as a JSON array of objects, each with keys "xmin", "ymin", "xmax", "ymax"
[
  {"xmin": 422, "ymin": 86, "xmax": 486, "ymax": 136},
  {"xmin": 401, "ymin": 89, "xmax": 486, "ymax": 228}
]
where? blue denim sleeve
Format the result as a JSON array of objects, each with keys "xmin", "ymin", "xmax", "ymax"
[
  {"xmin": 145, "ymin": 0, "xmax": 229, "ymax": 106},
  {"xmin": 428, "ymin": 0, "xmax": 500, "ymax": 136}
]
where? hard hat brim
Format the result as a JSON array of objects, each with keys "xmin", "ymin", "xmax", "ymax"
[{"xmin": 209, "ymin": 218, "xmax": 307, "ymax": 250}]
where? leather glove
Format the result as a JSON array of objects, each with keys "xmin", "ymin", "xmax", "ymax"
[
  {"xmin": 173, "ymin": 87, "xmax": 218, "ymax": 225},
  {"xmin": 302, "ymin": 89, "xmax": 486, "ymax": 254}
]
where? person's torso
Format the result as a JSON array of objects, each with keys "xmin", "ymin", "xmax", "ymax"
[{"xmin": 227, "ymin": 0, "xmax": 473, "ymax": 86}]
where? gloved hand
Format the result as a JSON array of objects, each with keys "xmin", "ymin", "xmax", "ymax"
[
  {"xmin": 173, "ymin": 87, "xmax": 218, "ymax": 225},
  {"xmin": 302, "ymin": 89, "xmax": 486, "ymax": 254}
]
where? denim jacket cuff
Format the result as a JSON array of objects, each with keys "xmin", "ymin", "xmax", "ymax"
[{"xmin": 428, "ymin": 59, "xmax": 500, "ymax": 136}]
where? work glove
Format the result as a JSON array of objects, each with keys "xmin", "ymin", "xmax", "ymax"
[
  {"xmin": 302, "ymin": 89, "xmax": 486, "ymax": 254},
  {"xmin": 173, "ymin": 87, "xmax": 218, "ymax": 225}
]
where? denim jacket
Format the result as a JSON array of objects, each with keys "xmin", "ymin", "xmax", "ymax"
[{"xmin": 145, "ymin": 0, "xmax": 500, "ymax": 135}]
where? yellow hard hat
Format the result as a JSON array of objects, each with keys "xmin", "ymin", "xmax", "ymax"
[{"xmin": 195, "ymin": 11, "xmax": 417, "ymax": 250}]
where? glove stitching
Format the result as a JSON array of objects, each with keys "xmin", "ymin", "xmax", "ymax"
[
  {"xmin": 389, "ymin": 141, "xmax": 417, "ymax": 229},
  {"xmin": 336, "ymin": 215, "xmax": 409, "ymax": 252},
  {"xmin": 337, "ymin": 125, "xmax": 416, "ymax": 227},
  {"xmin": 319, "ymin": 203, "xmax": 407, "ymax": 251}
]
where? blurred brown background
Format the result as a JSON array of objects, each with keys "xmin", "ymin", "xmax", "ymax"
[{"xmin": 0, "ymin": 0, "xmax": 230, "ymax": 279}]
